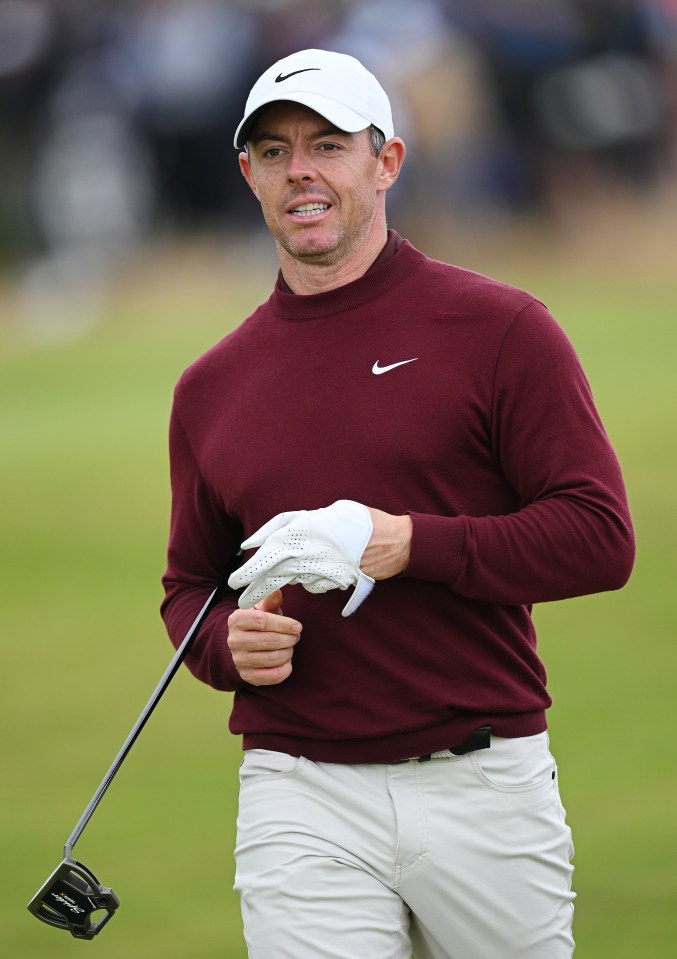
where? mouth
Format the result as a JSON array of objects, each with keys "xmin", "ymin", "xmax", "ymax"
[{"xmin": 288, "ymin": 201, "xmax": 331, "ymax": 219}]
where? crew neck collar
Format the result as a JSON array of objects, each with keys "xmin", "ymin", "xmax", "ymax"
[{"xmin": 271, "ymin": 232, "xmax": 424, "ymax": 320}]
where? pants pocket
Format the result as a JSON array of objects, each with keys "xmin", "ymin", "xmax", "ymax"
[
  {"xmin": 469, "ymin": 732, "xmax": 556, "ymax": 792},
  {"xmin": 239, "ymin": 749, "xmax": 303, "ymax": 785}
]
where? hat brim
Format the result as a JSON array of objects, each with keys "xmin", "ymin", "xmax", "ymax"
[{"xmin": 234, "ymin": 92, "xmax": 374, "ymax": 149}]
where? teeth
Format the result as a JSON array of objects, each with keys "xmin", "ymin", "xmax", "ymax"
[{"xmin": 291, "ymin": 203, "xmax": 329, "ymax": 216}]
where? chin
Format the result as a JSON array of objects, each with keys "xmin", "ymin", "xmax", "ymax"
[{"xmin": 283, "ymin": 231, "xmax": 341, "ymax": 262}]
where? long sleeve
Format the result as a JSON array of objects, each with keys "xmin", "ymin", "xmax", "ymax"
[
  {"xmin": 161, "ymin": 399, "xmax": 244, "ymax": 691},
  {"xmin": 406, "ymin": 300, "xmax": 635, "ymax": 603}
]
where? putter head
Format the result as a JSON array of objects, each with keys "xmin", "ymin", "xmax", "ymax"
[{"xmin": 27, "ymin": 857, "xmax": 119, "ymax": 939}]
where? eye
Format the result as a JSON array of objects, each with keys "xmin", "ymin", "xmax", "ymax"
[
  {"xmin": 262, "ymin": 146, "xmax": 285, "ymax": 159},
  {"xmin": 318, "ymin": 142, "xmax": 342, "ymax": 152}
]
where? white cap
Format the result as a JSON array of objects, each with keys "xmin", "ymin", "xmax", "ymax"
[{"xmin": 234, "ymin": 49, "xmax": 394, "ymax": 149}]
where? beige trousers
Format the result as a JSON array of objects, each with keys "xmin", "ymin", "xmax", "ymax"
[{"xmin": 234, "ymin": 733, "xmax": 575, "ymax": 959}]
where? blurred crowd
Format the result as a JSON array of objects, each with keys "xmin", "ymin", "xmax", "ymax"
[{"xmin": 1, "ymin": 0, "xmax": 676, "ymax": 272}]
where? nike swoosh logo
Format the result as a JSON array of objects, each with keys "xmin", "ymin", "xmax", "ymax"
[
  {"xmin": 372, "ymin": 358, "xmax": 419, "ymax": 375},
  {"xmin": 275, "ymin": 68, "xmax": 321, "ymax": 83}
]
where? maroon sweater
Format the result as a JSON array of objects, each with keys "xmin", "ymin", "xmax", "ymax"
[{"xmin": 161, "ymin": 234, "xmax": 634, "ymax": 762}]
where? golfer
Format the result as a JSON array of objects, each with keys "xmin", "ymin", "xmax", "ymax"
[{"xmin": 162, "ymin": 49, "xmax": 635, "ymax": 959}]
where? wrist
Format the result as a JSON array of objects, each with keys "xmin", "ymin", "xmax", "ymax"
[
  {"xmin": 391, "ymin": 513, "xmax": 412, "ymax": 576},
  {"xmin": 362, "ymin": 508, "xmax": 412, "ymax": 580}
]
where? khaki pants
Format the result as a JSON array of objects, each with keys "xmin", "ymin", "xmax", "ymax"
[{"xmin": 234, "ymin": 733, "xmax": 575, "ymax": 959}]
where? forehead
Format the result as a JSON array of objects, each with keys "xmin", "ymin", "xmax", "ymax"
[{"xmin": 249, "ymin": 101, "xmax": 353, "ymax": 140}]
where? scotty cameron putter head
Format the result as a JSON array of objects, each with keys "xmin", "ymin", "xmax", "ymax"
[{"xmin": 27, "ymin": 857, "xmax": 119, "ymax": 940}]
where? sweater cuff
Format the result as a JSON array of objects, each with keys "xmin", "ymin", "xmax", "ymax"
[
  {"xmin": 405, "ymin": 512, "xmax": 466, "ymax": 585},
  {"xmin": 181, "ymin": 604, "xmax": 246, "ymax": 692}
]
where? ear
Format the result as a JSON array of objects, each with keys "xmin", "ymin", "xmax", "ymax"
[
  {"xmin": 376, "ymin": 138, "xmax": 406, "ymax": 194},
  {"xmin": 239, "ymin": 151, "xmax": 260, "ymax": 200}
]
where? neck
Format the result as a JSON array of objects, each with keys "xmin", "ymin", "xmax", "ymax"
[{"xmin": 277, "ymin": 225, "xmax": 389, "ymax": 295}]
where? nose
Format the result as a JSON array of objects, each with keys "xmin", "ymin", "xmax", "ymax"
[{"xmin": 287, "ymin": 146, "xmax": 316, "ymax": 184}]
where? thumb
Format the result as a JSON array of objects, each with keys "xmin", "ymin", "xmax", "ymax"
[{"xmin": 254, "ymin": 588, "xmax": 284, "ymax": 615}]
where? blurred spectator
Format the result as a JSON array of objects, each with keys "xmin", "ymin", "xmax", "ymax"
[
  {"xmin": 120, "ymin": 0, "xmax": 259, "ymax": 229},
  {"xmin": 442, "ymin": 0, "xmax": 670, "ymax": 210},
  {"xmin": 0, "ymin": 0, "xmax": 62, "ymax": 257}
]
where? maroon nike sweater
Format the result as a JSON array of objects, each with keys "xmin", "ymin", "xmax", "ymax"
[{"xmin": 161, "ymin": 234, "xmax": 634, "ymax": 762}]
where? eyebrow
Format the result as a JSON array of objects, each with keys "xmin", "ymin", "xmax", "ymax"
[{"xmin": 250, "ymin": 125, "xmax": 352, "ymax": 145}]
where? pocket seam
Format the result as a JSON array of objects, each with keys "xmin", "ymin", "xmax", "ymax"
[
  {"xmin": 468, "ymin": 751, "xmax": 556, "ymax": 794},
  {"xmin": 239, "ymin": 752, "xmax": 306, "ymax": 786}
]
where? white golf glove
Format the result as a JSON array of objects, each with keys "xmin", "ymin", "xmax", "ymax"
[{"xmin": 228, "ymin": 500, "xmax": 375, "ymax": 617}]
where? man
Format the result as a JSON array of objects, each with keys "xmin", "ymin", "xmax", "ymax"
[{"xmin": 161, "ymin": 49, "xmax": 634, "ymax": 959}]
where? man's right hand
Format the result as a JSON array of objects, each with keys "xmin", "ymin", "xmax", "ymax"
[{"xmin": 227, "ymin": 589, "xmax": 302, "ymax": 686}]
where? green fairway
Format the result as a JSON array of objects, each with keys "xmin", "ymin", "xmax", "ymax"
[{"xmin": 2, "ymin": 232, "xmax": 675, "ymax": 958}]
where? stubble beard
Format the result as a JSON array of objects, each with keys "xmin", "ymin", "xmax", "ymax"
[
  {"xmin": 277, "ymin": 229, "xmax": 343, "ymax": 266},
  {"xmin": 273, "ymin": 205, "xmax": 378, "ymax": 269}
]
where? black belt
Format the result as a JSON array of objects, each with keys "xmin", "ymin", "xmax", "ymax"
[{"xmin": 392, "ymin": 725, "xmax": 491, "ymax": 764}]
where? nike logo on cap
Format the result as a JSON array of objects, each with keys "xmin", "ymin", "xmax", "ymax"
[
  {"xmin": 275, "ymin": 68, "xmax": 321, "ymax": 83},
  {"xmin": 372, "ymin": 358, "xmax": 418, "ymax": 375}
]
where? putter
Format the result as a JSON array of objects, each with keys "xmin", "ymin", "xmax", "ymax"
[{"xmin": 28, "ymin": 570, "xmax": 234, "ymax": 939}]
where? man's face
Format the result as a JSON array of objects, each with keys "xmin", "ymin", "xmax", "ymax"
[{"xmin": 239, "ymin": 102, "xmax": 387, "ymax": 266}]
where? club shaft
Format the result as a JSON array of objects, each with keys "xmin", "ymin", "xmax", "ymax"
[{"xmin": 64, "ymin": 576, "xmax": 230, "ymax": 858}]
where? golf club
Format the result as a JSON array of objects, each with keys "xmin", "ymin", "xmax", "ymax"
[{"xmin": 27, "ymin": 569, "xmax": 235, "ymax": 939}]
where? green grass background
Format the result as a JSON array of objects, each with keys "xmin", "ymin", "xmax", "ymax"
[{"xmin": 1, "ymin": 224, "xmax": 675, "ymax": 957}]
